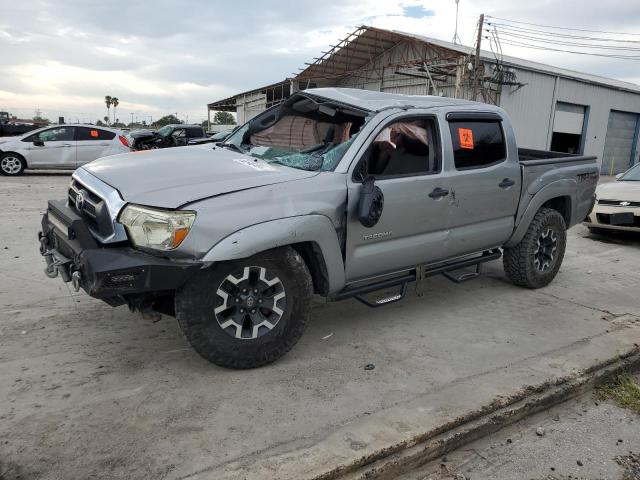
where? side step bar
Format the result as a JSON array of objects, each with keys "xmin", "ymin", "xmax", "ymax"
[{"xmin": 334, "ymin": 249, "xmax": 502, "ymax": 308}]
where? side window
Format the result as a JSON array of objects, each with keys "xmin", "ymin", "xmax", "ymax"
[
  {"xmin": 448, "ymin": 120, "xmax": 506, "ymax": 169},
  {"xmin": 187, "ymin": 127, "xmax": 203, "ymax": 138},
  {"xmin": 354, "ymin": 118, "xmax": 440, "ymax": 181},
  {"xmin": 76, "ymin": 127, "xmax": 116, "ymax": 141},
  {"xmin": 33, "ymin": 127, "xmax": 75, "ymax": 142},
  {"xmin": 172, "ymin": 129, "xmax": 186, "ymax": 138}
]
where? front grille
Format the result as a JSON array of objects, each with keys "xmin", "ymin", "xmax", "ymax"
[
  {"xmin": 597, "ymin": 213, "xmax": 640, "ymax": 227},
  {"xmin": 598, "ymin": 199, "xmax": 640, "ymax": 207},
  {"xmin": 100, "ymin": 270, "xmax": 143, "ymax": 290},
  {"xmin": 68, "ymin": 179, "xmax": 113, "ymax": 238}
]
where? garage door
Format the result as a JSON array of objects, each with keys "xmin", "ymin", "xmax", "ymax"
[{"xmin": 601, "ymin": 111, "xmax": 640, "ymax": 175}]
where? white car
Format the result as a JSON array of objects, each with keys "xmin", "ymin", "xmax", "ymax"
[
  {"xmin": 0, "ymin": 124, "xmax": 131, "ymax": 176},
  {"xmin": 584, "ymin": 163, "xmax": 640, "ymax": 233}
]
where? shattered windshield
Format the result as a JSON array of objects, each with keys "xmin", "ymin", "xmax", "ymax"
[
  {"xmin": 157, "ymin": 125, "xmax": 173, "ymax": 137},
  {"xmin": 222, "ymin": 96, "xmax": 367, "ymax": 171}
]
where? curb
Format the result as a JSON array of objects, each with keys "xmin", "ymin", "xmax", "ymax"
[{"xmin": 335, "ymin": 348, "xmax": 640, "ymax": 480}]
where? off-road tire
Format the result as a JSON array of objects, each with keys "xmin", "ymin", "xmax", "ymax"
[
  {"xmin": 503, "ymin": 208, "xmax": 567, "ymax": 289},
  {"xmin": 0, "ymin": 153, "xmax": 26, "ymax": 176},
  {"xmin": 175, "ymin": 246, "xmax": 313, "ymax": 369}
]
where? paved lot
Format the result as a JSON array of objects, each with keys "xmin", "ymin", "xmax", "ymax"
[{"xmin": 1, "ymin": 173, "xmax": 640, "ymax": 479}]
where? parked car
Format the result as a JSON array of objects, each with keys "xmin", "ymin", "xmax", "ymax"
[
  {"xmin": 0, "ymin": 125, "xmax": 130, "ymax": 176},
  {"xmin": 39, "ymin": 88, "xmax": 598, "ymax": 369},
  {"xmin": 584, "ymin": 163, "xmax": 640, "ymax": 233},
  {"xmin": 126, "ymin": 124, "xmax": 208, "ymax": 150},
  {"xmin": 0, "ymin": 111, "xmax": 47, "ymax": 137}
]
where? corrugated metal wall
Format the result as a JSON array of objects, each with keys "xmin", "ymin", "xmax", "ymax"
[
  {"xmin": 235, "ymin": 91, "xmax": 268, "ymax": 124},
  {"xmin": 500, "ymin": 70, "xmax": 640, "ymax": 169},
  {"xmin": 499, "ymin": 69, "xmax": 556, "ymax": 149}
]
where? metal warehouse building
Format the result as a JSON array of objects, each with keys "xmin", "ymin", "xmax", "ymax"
[{"xmin": 208, "ymin": 25, "xmax": 640, "ymax": 175}]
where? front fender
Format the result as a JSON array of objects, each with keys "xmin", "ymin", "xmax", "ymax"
[
  {"xmin": 505, "ymin": 179, "xmax": 577, "ymax": 247},
  {"xmin": 202, "ymin": 215, "xmax": 346, "ymax": 293}
]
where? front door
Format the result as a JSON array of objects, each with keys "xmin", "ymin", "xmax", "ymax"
[
  {"xmin": 25, "ymin": 126, "xmax": 76, "ymax": 168},
  {"xmin": 345, "ymin": 114, "xmax": 451, "ymax": 282}
]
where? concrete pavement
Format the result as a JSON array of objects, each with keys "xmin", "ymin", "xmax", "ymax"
[{"xmin": 0, "ymin": 173, "xmax": 639, "ymax": 479}]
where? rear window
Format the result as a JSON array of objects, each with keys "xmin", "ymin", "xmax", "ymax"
[
  {"xmin": 448, "ymin": 121, "xmax": 506, "ymax": 169},
  {"xmin": 76, "ymin": 127, "xmax": 116, "ymax": 141}
]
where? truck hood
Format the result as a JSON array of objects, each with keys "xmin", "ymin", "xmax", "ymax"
[
  {"xmin": 81, "ymin": 146, "xmax": 319, "ymax": 208},
  {"xmin": 596, "ymin": 180, "xmax": 640, "ymax": 201}
]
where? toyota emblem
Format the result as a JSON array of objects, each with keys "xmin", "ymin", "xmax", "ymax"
[
  {"xmin": 620, "ymin": 201, "xmax": 631, "ymax": 207},
  {"xmin": 75, "ymin": 189, "xmax": 86, "ymax": 212}
]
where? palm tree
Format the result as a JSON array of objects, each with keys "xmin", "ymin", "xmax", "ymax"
[
  {"xmin": 103, "ymin": 115, "xmax": 109, "ymax": 125},
  {"xmin": 111, "ymin": 97, "xmax": 119, "ymax": 125},
  {"xmin": 104, "ymin": 96, "xmax": 112, "ymax": 125}
]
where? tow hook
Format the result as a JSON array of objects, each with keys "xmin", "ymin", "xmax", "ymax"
[
  {"xmin": 71, "ymin": 271, "xmax": 82, "ymax": 292},
  {"xmin": 44, "ymin": 253, "xmax": 59, "ymax": 278}
]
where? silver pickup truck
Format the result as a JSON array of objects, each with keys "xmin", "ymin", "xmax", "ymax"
[{"xmin": 39, "ymin": 88, "xmax": 598, "ymax": 369}]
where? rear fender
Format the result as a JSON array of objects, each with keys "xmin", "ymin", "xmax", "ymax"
[
  {"xmin": 506, "ymin": 179, "xmax": 577, "ymax": 247},
  {"xmin": 202, "ymin": 215, "xmax": 346, "ymax": 293}
]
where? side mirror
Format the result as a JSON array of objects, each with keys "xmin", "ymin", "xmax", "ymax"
[
  {"xmin": 358, "ymin": 176, "xmax": 384, "ymax": 228},
  {"xmin": 33, "ymin": 139, "xmax": 44, "ymax": 147}
]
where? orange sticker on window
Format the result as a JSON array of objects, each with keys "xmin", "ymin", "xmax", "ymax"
[
  {"xmin": 458, "ymin": 128, "xmax": 474, "ymax": 149},
  {"xmin": 90, "ymin": 130, "xmax": 99, "ymax": 137}
]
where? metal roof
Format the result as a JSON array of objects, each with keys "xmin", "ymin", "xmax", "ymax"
[
  {"xmin": 301, "ymin": 87, "xmax": 489, "ymax": 112},
  {"xmin": 208, "ymin": 79, "xmax": 291, "ymax": 111},
  {"xmin": 209, "ymin": 25, "xmax": 640, "ymax": 108}
]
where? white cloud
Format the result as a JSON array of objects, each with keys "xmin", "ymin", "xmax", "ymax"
[{"xmin": 0, "ymin": 0, "xmax": 638, "ymax": 123}]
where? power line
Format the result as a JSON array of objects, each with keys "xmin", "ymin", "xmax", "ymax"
[
  {"xmin": 485, "ymin": 15, "xmax": 640, "ymax": 36},
  {"xmin": 491, "ymin": 29, "xmax": 640, "ymax": 51},
  {"xmin": 487, "ymin": 22, "xmax": 640, "ymax": 44},
  {"xmin": 494, "ymin": 37, "xmax": 640, "ymax": 60}
]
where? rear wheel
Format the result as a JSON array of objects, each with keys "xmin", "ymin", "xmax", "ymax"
[
  {"xmin": 0, "ymin": 153, "xmax": 26, "ymax": 176},
  {"xmin": 503, "ymin": 208, "xmax": 567, "ymax": 289},
  {"xmin": 175, "ymin": 247, "xmax": 313, "ymax": 369}
]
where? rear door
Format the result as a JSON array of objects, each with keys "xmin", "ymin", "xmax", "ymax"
[
  {"xmin": 443, "ymin": 113, "xmax": 521, "ymax": 257},
  {"xmin": 75, "ymin": 127, "xmax": 116, "ymax": 166},
  {"xmin": 24, "ymin": 126, "xmax": 76, "ymax": 168}
]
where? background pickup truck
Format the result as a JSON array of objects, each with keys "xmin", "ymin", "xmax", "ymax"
[
  {"xmin": 126, "ymin": 124, "xmax": 208, "ymax": 150},
  {"xmin": 39, "ymin": 88, "xmax": 599, "ymax": 369}
]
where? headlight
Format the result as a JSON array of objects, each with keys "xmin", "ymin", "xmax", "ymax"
[{"xmin": 118, "ymin": 204, "xmax": 196, "ymax": 251}]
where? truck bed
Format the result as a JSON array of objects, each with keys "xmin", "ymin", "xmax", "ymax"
[{"xmin": 518, "ymin": 148, "xmax": 597, "ymax": 166}]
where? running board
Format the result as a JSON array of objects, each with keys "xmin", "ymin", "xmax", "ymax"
[{"xmin": 335, "ymin": 249, "xmax": 502, "ymax": 307}]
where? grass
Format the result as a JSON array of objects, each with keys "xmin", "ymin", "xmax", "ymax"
[{"xmin": 596, "ymin": 374, "xmax": 640, "ymax": 415}]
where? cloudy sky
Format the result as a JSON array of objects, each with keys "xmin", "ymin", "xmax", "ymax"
[{"xmin": 1, "ymin": 0, "xmax": 639, "ymax": 124}]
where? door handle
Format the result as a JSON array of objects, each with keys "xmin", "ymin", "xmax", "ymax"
[
  {"xmin": 499, "ymin": 178, "xmax": 515, "ymax": 189},
  {"xmin": 428, "ymin": 187, "xmax": 449, "ymax": 199},
  {"xmin": 62, "ymin": 144, "xmax": 73, "ymax": 147}
]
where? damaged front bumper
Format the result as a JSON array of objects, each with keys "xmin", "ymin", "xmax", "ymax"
[{"xmin": 39, "ymin": 199, "xmax": 202, "ymax": 306}]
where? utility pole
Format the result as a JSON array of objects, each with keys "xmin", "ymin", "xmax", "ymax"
[
  {"xmin": 472, "ymin": 13, "xmax": 484, "ymax": 101},
  {"xmin": 452, "ymin": 0, "xmax": 461, "ymax": 44}
]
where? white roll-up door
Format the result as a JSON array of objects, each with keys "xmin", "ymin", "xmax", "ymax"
[
  {"xmin": 553, "ymin": 102, "xmax": 585, "ymax": 135},
  {"xmin": 601, "ymin": 111, "xmax": 640, "ymax": 176}
]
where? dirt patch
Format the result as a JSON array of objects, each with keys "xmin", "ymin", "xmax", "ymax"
[
  {"xmin": 615, "ymin": 452, "xmax": 640, "ymax": 480},
  {"xmin": 596, "ymin": 375, "xmax": 640, "ymax": 415}
]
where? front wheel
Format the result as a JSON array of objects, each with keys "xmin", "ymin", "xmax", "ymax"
[
  {"xmin": 0, "ymin": 153, "xmax": 26, "ymax": 176},
  {"xmin": 175, "ymin": 247, "xmax": 313, "ymax": 369},
  {"xmin": 503, "ymin": 208, "xmax": 567, "ymax": 289}
]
